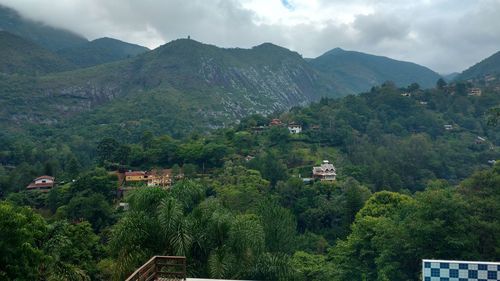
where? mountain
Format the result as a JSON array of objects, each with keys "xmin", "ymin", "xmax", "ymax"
[
  {"xmin": 0, "ymin": 4, "xmax": 87, "ymax": 51},
  {"xmin": 442, "ymin": 72, "xmax": 459, "ymax": 82},
  {"xmin": 56, "ymin": 37, "xmax": 149, "ymax": 68},
  {"xmin": 0, "ymin": 5, "xmax": 150, "ymax": 68},
  {"xmin": 457, "ymin": 51, "xmax": 500, "ymax": 80},
  {"xmin": 309, "ymin": 48, "xmax": 442, "ymax": 93},
  {"xmin": 0, "ymin": 31, "xmax": 74, "ymax": 75},
  {"xmin": 1, "ymin": 39, "xmax": 344, "ymax": 138}
]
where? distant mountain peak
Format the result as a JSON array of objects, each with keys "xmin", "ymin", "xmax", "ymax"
[
  {"xmin": 0, "ymin": 4, "xmax": 88, "ymax": 50},
  {"xmin": 323, "ymin": 47, "xmax": 345, "ymax": 55},
  {"xmin": 56, "ymin": 36, "xmax": 149, "ymax": 67},
  {"xmin": 457, "ymin": 50, "xmax": 500, "ymax": 80},
  {"xmin": 253, "ymin": 42, "xmax": 282, "ymax": 49},
  {"xmin": 310, "ymin": 47, "xmax": 441, "ymax": 93},
  {"xmin": 156, "ymin": 38, "xmax": 211, "ymax": 51}
]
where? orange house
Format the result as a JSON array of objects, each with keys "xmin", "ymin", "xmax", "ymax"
[{"xmin": 125, "ymin": 171, "xmax": 148, "ymax": 182}]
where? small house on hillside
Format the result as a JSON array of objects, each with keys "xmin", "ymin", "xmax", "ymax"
[
  {"xmin": 312, "ymin": 160, "xmax": 337, "ymax": 181},
  {"xmin": 468, "ymin": 88, "xmax": 482, "ymax": 96},
  {"xmin": 444, "ymin": 124, "xmax": 453, "ymax": 130},
  {"xmin": 245, "ymin": 155, "xmax": 255, "ymax": 162},
  {"xmin": 485, "ymin": 74, "xmax": 496, "ymax": 82},
  {"xmin": 27, "ymin": 175, "xmax": 55, "ymax": 192},
  {"xmin": 476, "ymin": 136, "xmax": 487, "ymax": 144},
  {"xmin": 269, "ymin": 119, "xmax": 283, "ymax": 126},
  {"xmin": 288, "ymin": 123, "xmax": 302, "ymax": 134},
  {"xmin": 251, "ymin": 126, "xmax": 266, "ymax": 134},
  {"xmin": 123, "ymin": 169, "xmax": 180, "ymax": 188},
  {"xmin": 125, "ymin": 171, "xmax": 148, "ymax": 182},
  {"xmin": 147, "ymin": 169, "xmax": 173, "ymax": 187}
]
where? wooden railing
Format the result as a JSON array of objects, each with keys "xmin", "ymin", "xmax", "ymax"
[{"xmin": 125, "ymin": 256, "xmax": 187, "ymax": 281}]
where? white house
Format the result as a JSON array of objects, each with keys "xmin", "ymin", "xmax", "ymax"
[
  {"xmin": 468, "ymin": 88, "xmax": 482, "ymax": 96},
  {"xmin": 312, "ymin": 160, "xmax": 337, "ymax": 181},
  {"xmin": 288, "ymin": 123, "xmax": 302, "ymax": 134},
  {"xmin": 27, "ymin": 175, "xmax": 55, "ymax": 191}
]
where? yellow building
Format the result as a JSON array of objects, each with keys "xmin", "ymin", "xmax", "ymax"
[{"xmin": 125, "ymin": 171, "xmax": 148, "ymax": 182}]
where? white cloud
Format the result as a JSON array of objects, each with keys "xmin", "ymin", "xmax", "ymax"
[{"xmin": 1, "ymin": 0, "xmax": 499, "ymax": 73}]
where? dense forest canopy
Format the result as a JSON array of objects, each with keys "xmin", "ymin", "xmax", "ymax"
[{"xmin": 1, "ymin": 76, "xmax": 499, "ymax": 280}]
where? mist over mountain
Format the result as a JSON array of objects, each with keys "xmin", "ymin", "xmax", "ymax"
[
  {"xmin": 0, "ymin": 5, "xmax": 87, "ymax": 50},
  {"xmin": 0, "ymin": 2, "xmax": 498, "ymax": 139}
]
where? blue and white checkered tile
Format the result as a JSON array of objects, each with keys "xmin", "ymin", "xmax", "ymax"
[{"xmin": 422, "ymin": 260, "xmax": 500, "ymax": 281}]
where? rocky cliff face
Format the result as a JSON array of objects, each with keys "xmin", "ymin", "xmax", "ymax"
[{"xmin": 18, "ymin": 40, "xmax": 340, "ymax": 132}]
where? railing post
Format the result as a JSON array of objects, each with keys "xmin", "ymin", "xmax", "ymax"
[
  {"xmin": 126, "ymin": 255, "xmax": 187, "ymax": 281},
  {"xmin": 184, "ymin": 258, "xmax": 187, "ymax": 280},
  {"xmin": 153, "ymin": 256, "xmax": 157, "ymax": 281}
]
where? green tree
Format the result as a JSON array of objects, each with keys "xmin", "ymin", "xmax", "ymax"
[
  {"xmin": 42, "ymin": 221, "xmax": 101, "ymax": 280},
  {"xmin": 70, "ymin": 168, "xmax": 117, "ymax": 201},
  {"xmin": 436, "ymin": 78, "xmax": 447, "ymax": 89},
  {"xmin": 214, "ymin": 164, "xmax": 269, "ymax": 212},
  {"xmin": 258, "ymin": 200, "xmax": 297, "ymax": 254},
  {"xmin": 96, "ymin": 138, "xmax": 120, "ymax": 164},
  {"xmin": 0, "ymin": 202, "xmax": 47, "ymax": 280},
  {"xmin": 292, "ymin": 251, "xmax": 334, "ymax": 281},
  {"xmin": 58, "ymin": 193, "xmax": 114, "ymax": 232}
]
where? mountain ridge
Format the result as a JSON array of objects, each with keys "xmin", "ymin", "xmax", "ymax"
[
  {"xmin": 457, "ymin": 50, "xmax": 500, "ymax": 80},
  {"xmin": 0, "ymin": 31, "xmax": 74, "ymax": 75},
  {"xmin": 56, "ymin": 37, "xmax": 149, "ymax": 68},
  {"xmin": 1, "ymin": 38, "xmax": 344, "ymax": 137},
  {"xmin": 309, "ymin": 47, "xmax": 442, "ymax": 93},
  {"xmin": 0, "ymin": 4, "xmax": 87, "ymax": 50}
]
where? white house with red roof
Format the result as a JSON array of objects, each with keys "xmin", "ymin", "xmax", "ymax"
[{"xmin": 27, "ymin": 175, "xmax": 55, "ymax": 191}]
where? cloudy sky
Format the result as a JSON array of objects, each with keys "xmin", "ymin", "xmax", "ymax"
[{"xmin": 1, "ymin": 0, "xmax": 499, "ymax": 73}]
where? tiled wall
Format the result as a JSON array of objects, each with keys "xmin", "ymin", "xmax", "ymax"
[{"xmin": 422, "ymin": 260, "xmax": 500, "ymax": 281}]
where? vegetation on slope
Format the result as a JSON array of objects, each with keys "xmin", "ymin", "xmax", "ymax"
[
  {"xmin": 57, "ymin": 37, "xmax": 149, "ymax": 68},
  {"xmin": 457, "ymin": 50, "xmax": 500, "ymax": 80},
  {"xmin": 1, "ymin": 78, "xmax": 499, "ymax": 280},
  {"xmin": 0, "ymin": 31, "xmax": 74, "ymax": 75},
  {"xmin": 309, "ymin": 47, "xmax": 442, "ymax": 93},
  {"xmin": 0, "ymin": 39, "xmax": 345, "ymax": 137}
]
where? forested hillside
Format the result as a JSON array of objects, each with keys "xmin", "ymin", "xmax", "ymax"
[
  {"xmin": 309, "ymin": 48, "xmax": 442, "ymax": 93},
  {"xmin": 0, "ymin": 3, "xmax": 499, "ymax": 280},
  {"xmin": 457, "ymin": 50, "xmax": 500, "ymax": 80},
  {"xmin": 1, "ymin": 78, "xmax": 498, "ymax": 280},
  {"xmin": 0, "ymin": 31, "xmax": 74, "ymax": 75},
  {"xmin": 0, "ymin": 39, "xmax": 344, "ymax": 137},
  {"xmin": 56, "ymin": 37, "xmax": 149, "ymax": 68}
]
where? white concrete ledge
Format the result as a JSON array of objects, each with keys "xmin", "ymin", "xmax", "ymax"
[{"xmin": 187, "ymin": 279, "xmax": 253, "ymax": 281}]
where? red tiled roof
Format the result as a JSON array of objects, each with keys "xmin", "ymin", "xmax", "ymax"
[{"xmin": 270, "ymin": 119, "xmax": 283, "ymax": 125}]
